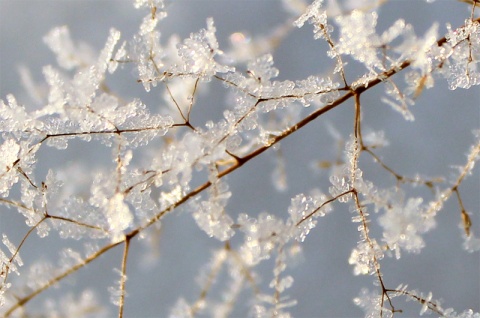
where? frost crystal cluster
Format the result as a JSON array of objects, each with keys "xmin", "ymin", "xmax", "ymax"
[{"xmin": 0, "ymin": 0, "xmax": 479, "ymax": 317}]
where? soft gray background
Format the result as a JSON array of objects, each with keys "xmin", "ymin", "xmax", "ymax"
[{"xmin": 0, "ymin": 0, "xmax": 479, "ymax": 317}]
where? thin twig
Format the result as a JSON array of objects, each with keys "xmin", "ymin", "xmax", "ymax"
[{"xmin": 118, "ymin": 237, "xmax": 131, "ymax": 318}]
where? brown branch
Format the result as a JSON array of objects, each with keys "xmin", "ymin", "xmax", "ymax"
[
  {"xmin": 1, "ymin": 217, "xmax": 47, "ymax": 285},
  {"xmin": 46, "ymin": 214, "xmax": 107, "ymax": 232},
  {"xmin": 118, "ymin": 237, "xmax": 131, "ymax": 318},
  {"xmin": 385, "ymin": 288, "xmax": 445, "ymax": 316},
  {"xmin": 0, "ymin": 198, "xmax": 34, "ymax": 212},
  {"xmin": 296, "ymin": 190, "xmax": 354, "ymax": 227}
]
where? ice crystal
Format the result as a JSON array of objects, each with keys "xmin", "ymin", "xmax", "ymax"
[
  {"xmin": 381, "ymin": 80, "xmax": 415, "ymax": 121},
  {"xmin": 446, "ymin": 20, "xmax": 480, "ymax": 89},
  {"xmin": 462, "ymin": 231, "xmax": 480, "ymax": 252},
  {"xmin": 271, "ymin": 151, "xmax": 287, "ymax": 192},
  {"xmin": 176, "ymin": 18, "xmax": 234, "ymax": 79},
  {"xmin": 287, "ymin": 193, "xmax": 328, "ymax": 242},
  {"xmin": 134, "ymin": 0, "xmax": 164, "ymax": 9},
  {"xmin": 293, "ymin": 0, "xmax": 326, "ymax": 30},
  {"xmin": 192, "ymin": 200, "xmax": 234, "ymax": 241},
  {"xmin": 254, "ymin": 293, "xmax": 297, "ymax": 318},
  {"xmin": 2, "ymin": 234, "xmax": 22, "ymax": 268},
  {"xmin": 0, "ymin": 139, "xmax": 20, "ymax": 196},
  {"xmin": 379, "ymin": 198, "xmax": 435, "ymax": 257},
  {"xmin": 248, "ymin": 54, "xmax": 279, "ymax": 83},
  {"xmin": 58, "ymin": 248, "xmax": 83, "ymax": 270},
  {"xmin": 133, "ymin": 27, "xmax": 164, "ymax": 92},
  {"xmin": 294, "ymin": 76, "xmax": 340, "ymax": 107},
  {"xmin": 106, "ymin": 193, "xmax": 133, "ymax": 239},
  {"xmin": 353, "ymin": 288, "xmax": 387, "ymax": 318},
  {"xmin": 237, "ymin": 213, "xmax": 287, "ymax": 266},
  {"xmin": 43, "ymin": 26, "xmax": 93, "ymax": 70},
  {"xmin": 0, "ymin": 282, "xmax": 10, "ymax": 307},
  {"xmin": 109, "ymin": 268, "xmax": 128, "ymax": 307},
  {"xmin": 335, "ymin": 10, "xmax": 383, "ymax": 70},
  {"xmin": 42, "ymin": 290, "xmax": 105, "ymax": 317},
  {"xmin": 192, "ymin": 178, "xmax": 234, "ymax": 241},
  {"xmin": 169, "ymin": 298, "xmax": 193, "ymax": 318},
  {"xmin": 348, "ymin": 240, "xmax": 383, "ymax": 275},
  {"xmin": 0, "ymin": 94, "xmax": 38, "ymax": 135},
  {"xmin": 445, "ymin": 309, "xmax": 480, "ymax": 318},
  {"xmin": 400, "ymin": 24, "xmax": 439, "ymax": 74}
]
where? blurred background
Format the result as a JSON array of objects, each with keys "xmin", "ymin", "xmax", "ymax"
[{"xmin": 0, "ymin": 0, "xmax": 479, "ymax": 317}]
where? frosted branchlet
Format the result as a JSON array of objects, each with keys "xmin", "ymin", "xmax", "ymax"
[
  {"xmin": 287, "ymin": 192, "xmax": 331, "ymax": 242},
  {"xmin": 109, "ymin": 268, "xmax": 128, "ymax": 307}
]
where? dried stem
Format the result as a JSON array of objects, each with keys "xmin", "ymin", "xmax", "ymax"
[
  {"xmin": 385, "ymin": 288, "xmax": 445, "ymax": 316},
  {"xmin": 118, "ymin": 236, "xmax": 131, "ymax": 318},
  {"xmin": 425, "ymin": 139, "xmax": 480, "ymax": 216}
]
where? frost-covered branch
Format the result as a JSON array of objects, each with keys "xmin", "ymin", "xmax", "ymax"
[{"xmin": 0, "ymin": 1, "xmax": 479, "ymax": 317}]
